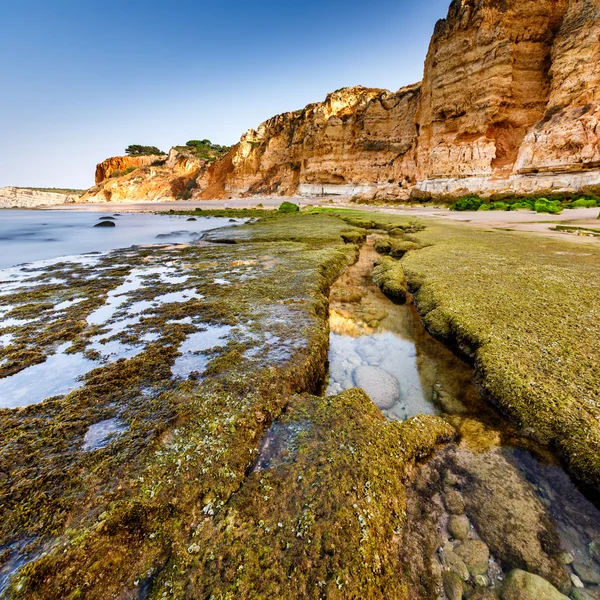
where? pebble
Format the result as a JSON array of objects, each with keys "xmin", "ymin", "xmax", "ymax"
[
  {"xmin": 455, "ymin": 539, "xmax": 490, "ymax": 576},
  {"xmin": 571, "ymin": 573, "xmax": 585, "ymax": 588}
]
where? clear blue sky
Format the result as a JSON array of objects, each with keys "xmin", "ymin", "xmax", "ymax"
[{"xmin": 0, "ymin": 0, "xmax": 450, "ymax": 189}]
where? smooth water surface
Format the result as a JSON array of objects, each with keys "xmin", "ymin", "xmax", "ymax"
[{"xmin": 0, "ymin": 210, "xmax": 235, "ymax": 269}]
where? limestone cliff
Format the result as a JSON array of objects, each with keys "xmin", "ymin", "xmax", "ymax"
[
  {"xmin": 0, "ymin": 187, "xmax": 80, "ymax": 208},
  {"xmin": 85, "ymin": 0, "xmax": 600, "ymax": 202},
  {"xmin": 82, "ymin": 148, "xmax": 205, "ymax": 202},
  {"xmin": 196, "ymin": 84, "xmax": 421, "ymax": 200}
]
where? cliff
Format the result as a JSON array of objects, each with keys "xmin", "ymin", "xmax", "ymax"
[
  {"xmin": 0, "ymin": 187, "xmax": 80, "ymax": 208},
  {"xmin": 94, "ymin": 154, "xmax": 164, "ymax": 185},
  {"xmin": 85, "ymin": 0, "xmax": 600, "ymax": 202},
  {"xmin": 82, "ymin": 148, "xmax": 205, "ymax": 202},
  {"xmin": 196, "ymin": 84, "xmax": 421, "ymax": 200}
]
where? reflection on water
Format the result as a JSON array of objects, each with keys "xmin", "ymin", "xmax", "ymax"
[{"xmin": 328, "ymin": 237, "xmax": 600, "ymax": 599}]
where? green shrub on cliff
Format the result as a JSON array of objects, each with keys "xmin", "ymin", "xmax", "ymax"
[{"xmin": 125, "ymin": 144, "xmax": 165, "ymax": 156}]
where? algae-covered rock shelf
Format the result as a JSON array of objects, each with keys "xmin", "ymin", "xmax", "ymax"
[{"xmin": 1, "ymin": 208, "xmax": 599, "ymax": 599}]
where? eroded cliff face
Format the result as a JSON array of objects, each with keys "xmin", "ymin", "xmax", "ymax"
[
  {"xmin": 415, "ymin": 0, "xmax": 569, "ymax": 181},
  {"xmin": 85, "ymin": 0, "xmax": 600, "ymax": 202},
  {"xmin": 95, "ymin": 155, "xmax": 164, "ymax": 185},
  {"xmin": 515, "ymin": 0, "xmax": 600, "ymax": 174},
  {"xmin": 195, "ymin": 85, "xmax": 421, "ymax": 200},
  {"xmin": 83, "ymin": 149, "xmax": 205, "ymax": 202}
]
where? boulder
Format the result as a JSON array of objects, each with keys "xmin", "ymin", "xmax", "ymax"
[
  {"xmin": 94, "ymin": 220, "xmax": 116, "ymax": 228},
  {"xmin": 501, "ymin": 570, "xmax": 569, "ymax": 600},
  {"xmin": 352, "ymin": 365, "xmax": 401, "ymax": 410}
]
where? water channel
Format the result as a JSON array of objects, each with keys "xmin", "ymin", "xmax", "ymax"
[{"xmin": 326, "ymin": 237, "xmax": 600, "ymax": 599}]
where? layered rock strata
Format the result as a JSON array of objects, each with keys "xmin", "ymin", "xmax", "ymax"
[
  {"xmin": 0, "ymin": 187, "xmax": 80, "ymax": 208},
  {"xmin": 85, "ymin": 0, "xmax": 600, "ymax": 201},
  {"xmin": 82, "ymin": 148, "xmax": 204, "ymax": 203}
]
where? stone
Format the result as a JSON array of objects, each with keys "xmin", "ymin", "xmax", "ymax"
[
  {"xmin": 443, "ymin": 570, "xmax": 466, "ymax": 600},
  {"xmin": 571, "ymin": 574, "xmax": 585, "ymax": 588},
  {"xmin": 501, "ymin": 570, "xmax": 570, "ymax": 600},
  {"xmin": 470, "ymin": 590, "xmax": 498, "ymax": 600},
  {"xmin": 573, "ymin": 563, "xmax": 600, "ymax": 585},
  {"xmin": 452, "ymin": 449, "xmax": 570, "ymax": 591},
  {"xmin": 352, "ymin": 365, "xmax": 401, "ymax": 410},
  {"xmin": 559, "ymin": 552, "xmax": 574, "ymax": 565},
  {"xmin": 448, "ymin": 515, "xmax": 471, "ymax": 541},
  {"xmin": 187, "ymin": 217, "xmax": 197, "ymax": 221},
  {"xmin": 94, "ymin": 220, "xmax": 116, "ymax": 228},
  {"xmin": 570, "ymin": 589, "xmax": 596, "ymax": 600},
  {"xmin": 455, "ymin": 540, "xmax": 490, "ymax": 576},
  {"xmin": 441, "ymin": 546, "xmax": 470, "ymax": 581},
  {"xmin": 444, "ymin": 489, "xmax": 465, "ymax": 515}
]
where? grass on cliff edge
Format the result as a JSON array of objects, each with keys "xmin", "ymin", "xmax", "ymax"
[{"xmin": 332, "ymin": 209, "xmax": 600, "ymax": 490}]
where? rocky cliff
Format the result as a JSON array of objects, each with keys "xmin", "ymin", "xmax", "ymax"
[
  {"xmin": 87, "ymin": 0, "xmax": 600, "ymax": 202},
  {"xmin": 197, "ymin": 84, "xmax": 421, "ymax": 200},
  {"xmin": 0, "ymin": 187, "xmax": 80, "ymax": 208},
  {"xmin": 82, "ymin": 148, "xmax": 205, "ymax": 202}
]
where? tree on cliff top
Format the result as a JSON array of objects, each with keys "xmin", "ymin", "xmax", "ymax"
[{"xmin": 125, "ymin": 144, "xmax": 166, "ymax": 156}]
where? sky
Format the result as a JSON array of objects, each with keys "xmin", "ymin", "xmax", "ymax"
[{"xmin": 0, "ymin": 0, "xmax": 450, "ymax": 189}]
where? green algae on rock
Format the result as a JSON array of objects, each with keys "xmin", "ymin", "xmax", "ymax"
[
  {"xmin": 324, "ymin": 209, "xmax": 600, "ymax": 492},
  {"xmin": 372, "ymin": 257, "xmax": 408, "ymax": 303},
  {"xmin": 0, "ymin": 213, "xmax": 454, "ymax": 599}
]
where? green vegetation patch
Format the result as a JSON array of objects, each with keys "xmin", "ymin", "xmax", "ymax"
[{"xmin": 372, "ymin": 257, "xmax": 408, "ymax": 303}]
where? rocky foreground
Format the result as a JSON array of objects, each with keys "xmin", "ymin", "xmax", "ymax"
[
  {"xmin": 84, "ymin": 0, "xmax": 600, "ymax": 204},
  {"xmin": 1, "ymin": 210, "xmax": 599, "ymax": 598}
]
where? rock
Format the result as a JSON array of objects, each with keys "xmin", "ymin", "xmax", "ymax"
[
  {"xmin": 474, "ymin": 574, "xmax": 489, "ymax": 588},
  {"xmin": 437, "ymin": 391, "xmax": 468, "ymax": 415},
  {"xmin": 455, "ymin": 540, "xmax": 490, "ymax": 576},
  {"xmin": 444, "ymin": 489, "xmax": 465, "ymax": 515},
  {"xmin": 470, "ymin": 590, "xmax": 498, "ymax": 600},
  {"xmin": 448, "ymin": 514, "xmax": 471, "ymax": 541},
  {"xmin": 573, "ymin": 563, "xmax": 600, "ymax": 585},
  {"xmin": 501, "ymin": 570, "xmax": 570, "ymax": 600},
  {"xmin": 451, "ymin": 449, "xmax": 570, "ymax": 591},
  {"xmin": 570, "ymin": 589, "xmax": 596, "ymax": 600},
  {"xmin": 99, "ymin": 216, "xmax": 116, "ymax": 221},
  {"xmin": 0, "ymin": 187, "xmax": 79, "ymax": 208},
  {"xmin": 443, "ymin": 570, "xmax": 466, "ymax": 600},
  {"xmin": 560, "ymin": 552, "xmax": 574, "ymax": 565},
  {"xmin": 94, "ymin": 220, "xmax": 116, "ymax": 228},
  {"xmin": 352, "ymin": 365, "xmax": 401, "ymax": 410},
  {"xmin": 441, "ymin": 546, "xmax": 470, "ymax": 581},
  {"xmin": 571, "ymin": 574, "xmax": 585, "ymax": 588},
  {"xmin": 187, "ymin": 217, "xmax": 197, "ymax": 221}
]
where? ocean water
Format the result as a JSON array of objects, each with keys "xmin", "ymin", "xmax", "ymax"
[{"xmin": 0, "ymin": 210, "xmax": 234, "ymax": 269}]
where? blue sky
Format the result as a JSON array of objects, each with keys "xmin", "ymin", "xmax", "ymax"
[{"xmin": 0, "ymin": 0, "xmax": 450, "ymax": 189}]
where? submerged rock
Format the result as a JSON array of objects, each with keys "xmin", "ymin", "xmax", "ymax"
[
  {"xmin": 352, "ymin": 365, "xmax": 401, "ymax": 409},
  {"xmin": 452, "ymin": 449, "xmax": 570, "ymax": 591},
  {"xmin": 442, "ymin": 570, "xmax": 465, "ymax": 600},
  {"xmin": 454, "ymin": 539, "xmax": 490, "ymax": 576},
  {"xmin": 448, "ymin": 514, "xmax": 471, "ymax": 541},
  {"xmin": 573, "ymin": 562, "xmax": 600, "ymax": 585},
  {"xmin": 94, "ymin": 220, "xmax": 116, "ymax": 228},
  {"xmin": 501, "ymin": 569, "xmax": 569, "ymax": 600}
]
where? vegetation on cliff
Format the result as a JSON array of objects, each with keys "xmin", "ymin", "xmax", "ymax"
[{"xmin": 125, "ymin": 144, "xmax": 166, "ymax": 156}]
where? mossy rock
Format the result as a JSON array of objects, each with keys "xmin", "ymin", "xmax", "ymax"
[
  {"xmin": 374, "ymin": 237, "xmax": 392, "ymax": 255},
  {"xmin": 340, "ymin": 229, "xmax": 367, "ymax": 245},
  {"xmin": 278, "ymin": 201, "xmax": 300, "ymax": 213},
  {"xmin": 372, "ymin": 257, "xmax": 408, "ymax": 303},
  {"xmin": 389, "ymin": 240, "xmax": 420, "ymax": 259}
]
